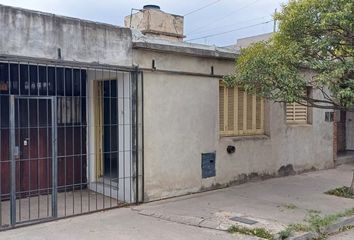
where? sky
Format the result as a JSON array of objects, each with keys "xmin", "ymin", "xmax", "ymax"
[{"xmin": 0, "ymin": 0, "xmax": 287, "ymax": 46}]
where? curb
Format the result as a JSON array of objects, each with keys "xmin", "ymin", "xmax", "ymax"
[
  {"xmin": 289, "ymin": 232, "xmax": 318, "ymax": 240},
  {"xmin": 290, "ymin": 216, "xmax": 354, "ymax": 240},
  {"xmin": 138, "ymin": 210, "xmax": 226, "ymax": 230},
  {"xmin": 138, "ymin": 209, "xmax": 354, "ymax": 240}
]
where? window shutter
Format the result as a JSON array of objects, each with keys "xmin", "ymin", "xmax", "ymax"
[
  {"xmin": 219, "ymin": 81, "xmax": 264, "ymax": 136},
  {"xmin": 286, "ymin": 102, "xmax": 308, "ymax": 123},
  {"xmin": 256, "ymin": 96, "xmax": 262, "ymax": 130},
  {"xmin": 227, "ymin": 88, "xmax": 235, "ymax": 131},
  {"xmin": 219, "ymin": 84, "xmax": 225, "ymax": 132},
  {"xmin": 238, "ymin": 88, "xmax": 244, "ymax": 132},
  {"xmin": 246, "ymin": 94, "xmax": 253, "ymax": 130}
]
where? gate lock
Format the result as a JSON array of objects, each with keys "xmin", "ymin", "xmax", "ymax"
[{"xmin": 14, "ymin": 146, "xmax": 20, "ymax": 159}]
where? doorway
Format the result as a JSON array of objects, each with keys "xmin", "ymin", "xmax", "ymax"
[
  {"xmin": 94, "ymin": 80, "xmax": 119, "ymax": 180},
  {"xmin": 90, "ymin": 71, "xmax": 139, "ymax": 204},
  {"xmin": 337, "ymin": 110, "xmax": 354, "ymax": 164},
  {"xmin": 346, "ymin": 112, "xmax": 354, "ymax": 150},
  {"xmin": 103, "ymin": 80, "xmax": 119, "ymax": 179}
]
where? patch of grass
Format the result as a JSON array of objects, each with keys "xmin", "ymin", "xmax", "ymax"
[
  {"xmin": 277, "ymin": 228, "xmax": 292, "ymax": 240},
  {"xmin": 228, "ymin": 225, "xmax": 274, "ymax": 240},
  {"xmin": 325, "ymin": 186, "xmax": 354, "ymax": 199},
  {"xmin": 283, "ymin": 208, "xmax": 354, "ymax": 239},
  {"xmin": 229, "ymin": 208, "xmax": 354, "ymax": 240},
  {"xmin": 341, "ymin": 207, "xmax": 354, "ymax": 217},
  {"xmin": 277, "ymin": 203, "xmax": 298, "ymax": 213},
  {"xmin": 307, "ymin": 209, "xmax": 322, "ymax": 215},
  {"xmin": 305, "ymin": 213, "xmax": 339, "ymax": 234},
  {"xmin": 338, "ymin": 225, "xmax": 354, "ymax": 232},
  {"xmin": 282, "ymin": 203, "xmax": 298, "ymax": 210},
  {"xmin": 287, "ymin": 223, "xmax": 310, "ymax": 232}
]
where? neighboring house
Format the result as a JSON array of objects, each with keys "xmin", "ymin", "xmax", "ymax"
[
  {"xmin": 232, "ymin": 33, "xmax": 354, "ymax": 164},
  {"xmin": 335, "ymin": 105, "xmax": 354, "ymax": 162},
  {"xmin": 225, "ymin": 32, "xmax": 273, "ymax": 52},
  {"xmin": 234, "ymin": 32, "xmax": 273, "ymax": 51},
  {"xmin": 0, "ymin": 4, "xmax": 335, "ymax": 230}
]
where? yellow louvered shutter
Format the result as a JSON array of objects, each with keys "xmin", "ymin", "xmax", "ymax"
[
  {"xmin": 219, "ymin": 81, "xmax": 264, "ymax": 136},
  {"xmin": 246, "ymin": 93, "xmax": 253, "ymax": 130},
  {"xmin": 256, "ymin": 96, "xmax": 262, "ymax": 130},
  {"xmin": 227, "ymin": 88, "xmax": 235, "ymax": 132},
  {"xmin": 286, "ymin": 102, "xmax": 308, "ymax": 124},
  {"xmin": 219, "ymin": 84, "xmax": 225, "ymax": 132},
  {"xmin": 237, "ymin": 88, "xmax": 244, "ymax": 133}
]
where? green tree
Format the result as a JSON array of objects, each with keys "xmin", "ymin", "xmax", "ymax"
[{"xmin": 227, "ymin": 0, "xmax": 353, "ymax": 110}]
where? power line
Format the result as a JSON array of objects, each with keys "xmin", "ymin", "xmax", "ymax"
[
  {"xmin": 187, "ymin": 0, "xmax": 260, "ymax": 34},
  {"xmin": 186, "ymin": 20, "xmax": 273, "ymax": 42},
  {"xmin": 184, "ymin": 0, "xmax": 222, "ymax": 16},
  {"xmin": 188, "ymin": 15, "xmax": 269, "ymax": 36}
]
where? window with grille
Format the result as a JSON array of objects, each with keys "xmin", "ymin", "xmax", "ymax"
[{"xmin": 219, "ymin": 82, "xmax": 264, "ymax": 136}]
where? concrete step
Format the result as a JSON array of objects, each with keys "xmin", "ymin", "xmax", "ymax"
[
  {"xmin": 337, "ymin": 154, "xmax": 354, "ymax": 166},
  {"xmin": 90, "ymin": 180, "xmax": 119, "ymax": 199}
]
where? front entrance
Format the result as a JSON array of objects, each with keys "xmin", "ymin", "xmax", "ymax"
[
  {"xmin": 93, "ymin": 80, "xmax": 119, "ymax": 180},
  {"xmin": 346, "ymin": 112, "xmax": 354, "ymax": 150},
  {"xmin": 0, "ymin": 59, "xmax": 143, "ymax": 230},
  {"xmin": 336, "ymin": 110, "xmax": 354, "ymax": 164},
  {"xmin": 337, "ymin": 111, "xmax": 354, "ymax": 152},
  {"xmin": 102, "ymin": 80, "xmax": 119, "ymax": 179}
]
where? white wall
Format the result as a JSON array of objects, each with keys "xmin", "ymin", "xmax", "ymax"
[
  {"xmin": 143, "ymin": 72, "xmax": 218, "ymax": 198},
  {"xmin": 135, "ymin": 49, "xmax": 334, "ymax": 201}
]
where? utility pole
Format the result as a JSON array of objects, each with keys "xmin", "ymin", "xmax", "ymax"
[{"xmin": 273, "ymin": 8, "xmax": 277, "ymax": 32}]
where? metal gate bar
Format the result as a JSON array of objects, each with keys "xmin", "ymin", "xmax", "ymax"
[
  {"xmin": 52, "ymin": 97, "xmax": 58, "ymax": 218},
  {"xmin": 9, "ymin": 95, "xmax": 15, "ymax": 225}
]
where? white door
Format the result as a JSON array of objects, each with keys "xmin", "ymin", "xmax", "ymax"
[{"xmin": 346, "ymin": 112, "xmax": 354, "ymax": 150}]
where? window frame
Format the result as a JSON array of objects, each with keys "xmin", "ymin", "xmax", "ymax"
[
  {"xmin": 286, "ymin": 88, "xmax": 312, "ymax": 125},
  {"xmin": 219, "ymin": 81, "xmax": 265, "ymax": 137}
]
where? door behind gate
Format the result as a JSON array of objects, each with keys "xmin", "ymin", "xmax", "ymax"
[
  {"xmin": 10, "ymin": 96, "xmax": 57, "ymax": 226},
  {"xmin": 347, "ymin": 112, "xmax": 354, "ymax": 150}
]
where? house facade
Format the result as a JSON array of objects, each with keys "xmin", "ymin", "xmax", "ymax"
[
  {"xmin": 0, "ymin": 4, "xmax": 335, "ymax": 229},
  {"xmin": 232, "ymin": 33, "xmax": 354, "ymax": 166}
]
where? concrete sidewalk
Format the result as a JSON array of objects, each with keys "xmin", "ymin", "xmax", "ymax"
[
  {"xmin": 135, "ymin": 163, "xmax": 354, "ymax": 234},
  {"xmin": 0, "ymin": 208, "xmax": 254, "ymax": 240},
  {"xmin": 2, "ymin": 164, "xmax": 354, "ymax": 239}
]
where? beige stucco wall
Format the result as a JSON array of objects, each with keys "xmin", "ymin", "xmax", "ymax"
[
  {"xmin": 134, "ymin": 49, "xmax": 334, "ymax": 201},
  {"xmin": 0, "ymin": 4, "xmax": 133, "ymax": 66}
]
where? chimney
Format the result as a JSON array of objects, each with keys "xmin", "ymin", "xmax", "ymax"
[{"xmin": 125, "ymin": 5, "xmax": 185, "ymax": 42}]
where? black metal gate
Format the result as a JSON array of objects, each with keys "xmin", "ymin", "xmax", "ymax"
[
  {"xmin": 0, "ymin": 57, "xmax": 143, "ymax": 230},
  {"xmin": 10, "ymin": 96, "xmax": 57, "ymax": 225}
]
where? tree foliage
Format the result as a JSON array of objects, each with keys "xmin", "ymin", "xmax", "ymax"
[{"xmin": 228, "ymin": 0, "xmax": 354, "ymax": 110}]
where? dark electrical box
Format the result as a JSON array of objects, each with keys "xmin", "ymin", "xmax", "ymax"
[{"xmin": 201, "ymin": 152, "xmax": 216, "ymax": 179}]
